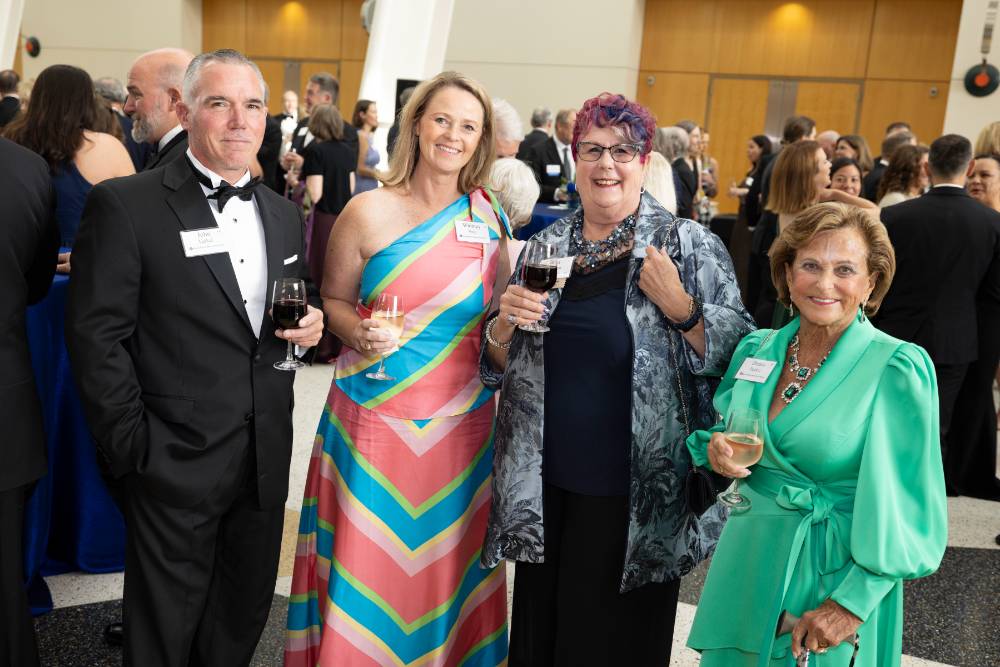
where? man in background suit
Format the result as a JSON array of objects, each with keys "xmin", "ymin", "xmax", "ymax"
[
  {"xmin": 94, "ymin": 76, "xmax": 151, "ymax": 172},
  {"xmin": 67, "ymin": 49, "xmax": 323, "ymax": 666},
  {"xmin": 0, "ymin": 137, "xmax": 58, "ymax": 667},
  {"xmin": 278, "ymin": 71, "xmax": 359, "ymax": 190},
  {"xmin": 124, "ymin": 48, "xmax": 194, "ymax": 171},
  {"xmin": 525, "ymin": 108, "xmax": 577, "ymax": 203},
  {"xmin": 0, "ymin": 69, "xmax": 21, "ymax": 127},
  {"xmin": 516, "ymin": 106, "xmax": 551, "ymax": 159},
  {"xmin": 874, "ymin": 134, "xmax": 1000, "ymax": 494},
  {"xmin": 862, "ymin": 127, "xmax": 916, "ymax": 202}
]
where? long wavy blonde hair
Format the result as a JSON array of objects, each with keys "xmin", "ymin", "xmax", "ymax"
[{"xmin": 381, "ymin": 71, "xmax": 495, "ymax": 194}]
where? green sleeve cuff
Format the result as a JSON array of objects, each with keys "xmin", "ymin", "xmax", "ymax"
[
  {"xmin": 830, "ymin": 564, "xmax": 897, "ymax": 622},
  {"xmin": 686, "ymin": 430, "xmax": 714, "ymax": 470}
]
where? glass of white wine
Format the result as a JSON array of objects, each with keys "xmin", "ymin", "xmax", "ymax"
[
  {"xmin": 717, "ymin": 407, "xmax": 764, "ymax": 513},
  {"xmin": 365, "ymin": 293, "xmax": 404, "ymax": 382}
]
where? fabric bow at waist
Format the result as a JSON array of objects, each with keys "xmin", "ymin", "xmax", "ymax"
[{"xmin": 746, "ymin": 468, "xmax": 857, "ymax": 666}]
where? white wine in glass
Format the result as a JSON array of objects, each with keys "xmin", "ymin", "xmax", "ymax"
[
  {"xmin": 366, "ymin": 293, "xmax": 404, "ymax": 381},
  {"xmin": 717, "ymin": 407, "xmax": 763, "ymax": 513}
]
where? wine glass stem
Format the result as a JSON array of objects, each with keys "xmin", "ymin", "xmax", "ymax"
[
  {"xmin": 732, "ymin": 478, "xmax": 741, "ymax": 500},
  {"xmin": 285, "ymin": 340, "xmax": 296, "ymax": 363},
  {"xmin": 376, "ymin": 355, "xmax": 386, "ymax": 375}
]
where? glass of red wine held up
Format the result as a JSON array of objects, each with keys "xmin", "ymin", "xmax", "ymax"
[
  {"xmin": 272, "ymin": 278, "xmax": 307, "ymax": 371},
  {"xmin": 519, "ymin": 241, "xmax": 557, "ymax": 333}
]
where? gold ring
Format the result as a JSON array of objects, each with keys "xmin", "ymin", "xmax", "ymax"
[{"xmin": 364, "ymin": 342, "xmax": 371, "ymax": 351}]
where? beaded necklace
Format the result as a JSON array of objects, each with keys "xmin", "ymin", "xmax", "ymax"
[
  {"xmin": 569, "ymin": 207, "xmax": 637, "ymax": 274},
  {"xmin": 780, "ymin": 334, "xmax": 831, "ymax": 404}
]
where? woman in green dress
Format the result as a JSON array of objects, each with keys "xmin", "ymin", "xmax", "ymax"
[{"xmin": 686, "ymin": 202, "xmax": 947, "ymax": 665}]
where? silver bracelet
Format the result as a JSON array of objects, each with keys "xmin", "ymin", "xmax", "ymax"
[{"xmin": 485, "ymin": 317, "xmax": 512, "ymax": 350}]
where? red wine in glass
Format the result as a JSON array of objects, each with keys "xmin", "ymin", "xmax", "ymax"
[
  {"xmin": 524, "ymin": 264, "xmax": 557, "ymax": 291},
  {"xmin": 272, "ymin": 279, "xmax": 306, "ymax": 371}
]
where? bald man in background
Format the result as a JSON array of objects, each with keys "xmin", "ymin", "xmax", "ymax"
[{"xmin": 124, "ymin": 48, "xmax": 194, "ymax": 171}]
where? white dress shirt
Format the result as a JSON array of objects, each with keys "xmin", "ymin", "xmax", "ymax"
[
  {"xmin": 553, "ymin": 135, "xmax": 575, "ymax": 182},
  {"xmin": 159, "ymin": 124, "xmax": 184, "ymax": 152},
  {"xmin": 186, "ymin": 149, "xmax": 268, "ymax": 338}
]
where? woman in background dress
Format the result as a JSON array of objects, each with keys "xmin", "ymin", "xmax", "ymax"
[{"xmin": 352, "ymin": 98, "xmax": 381, "ymax": 195}]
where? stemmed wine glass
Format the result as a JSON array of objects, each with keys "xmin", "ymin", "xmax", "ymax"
[
  {"xmin": 272, "ymin": 278, "xmax": 307, "ymax": 371},
  {"xmin": 717, "ymin": 407, "xmax": 764, "ymax": 513},
  {"xmin": 366, "ymin": 292, "xmax": 405, "ymax": 381},
  {"xmin": 519, "ymin": 241, "xmax": 557, "ymax": 333}
]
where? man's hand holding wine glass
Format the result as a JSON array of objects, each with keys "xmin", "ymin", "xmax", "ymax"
[{"xmin": 275, "ymin": 305, "xmax": 324, "ymax": 348}]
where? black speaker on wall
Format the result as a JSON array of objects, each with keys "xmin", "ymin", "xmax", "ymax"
[{"xmin": 395, "ymin": 78, "xmax": 421, "ymax": 116}]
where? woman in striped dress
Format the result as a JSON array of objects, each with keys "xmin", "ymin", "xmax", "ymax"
[{"xmin": 285, "ymin": 71, "xmax": 511, "ymax": 667}]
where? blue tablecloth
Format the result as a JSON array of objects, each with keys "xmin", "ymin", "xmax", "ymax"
[
  {"xmin": 25, "ymin": 274, "xmax": 126, "ymax": 615},
  {"xmin": 516, "ymin": 202, "xmax": 573, "ymax": 240}
]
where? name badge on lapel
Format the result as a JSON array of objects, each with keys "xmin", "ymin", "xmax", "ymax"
[
  {"xmin": 735, "ymin": 358, "xmax": 777, "ymax": 383},
  {"xmin": 179, "ymin": 227, "xmax": 228, "ymax": 258},
  {"xmin": 455, "ymin": 218, "xmax": 490, "ymax": 244},
  {"xmin": 545, "ymin": 164, "xmax": 561, "ymax": 177}
]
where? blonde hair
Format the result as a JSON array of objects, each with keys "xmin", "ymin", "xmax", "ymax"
[
  {"xmin": 766, "ymin": 140, "xmax": 823, "ymax": 215},
  {"xmin": 976, "ymin": 121, "xmax": 1000, "ymax": 156},
  {"xmin": 382, "ymin": 71, "xmax": 495, "ymax": 194},
  {"xmin": 770, "ymin": 202, "xmax": 895, "ymax": 316},
  {"xmin": 642, "ymin": 151, "xmax": 677, "ymax": 215},
  {"xmin": 308, "ymin": 104, "xmax": 344, "ymax": 141}
]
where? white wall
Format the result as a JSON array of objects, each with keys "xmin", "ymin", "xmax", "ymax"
[
  {"xmin": 443, "ymin": 0, "xmax": 645, "ymax": 130},
  {"xmin": 943, "ymin": 0, "xmax": 1000, "ymax": 142},
  {"xmin": 19, "ymin": 0, "xmax": 202, "ymax": 83}
]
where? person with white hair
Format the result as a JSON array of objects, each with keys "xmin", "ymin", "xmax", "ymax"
[
  {"xmin": 123, "ymin": 47, "xmax": 195, "ymax": 170},
  {"xmin": 816, "ymin": 129, "xmax": 840, "ymax": 159},
  {"xmin": 493, "ymin": 97, "xmax": 523, "ymax": 158},
  {"xmin": 642, "ymin": 150, "xmax": 677, "ymax": 215},
  {"xmin": 655, "ymin": 126, "xmax": 694, "ymax": 218},
  {"xmin": 489, "ymin": 157, "xmax": 539, "ymax": 266}
]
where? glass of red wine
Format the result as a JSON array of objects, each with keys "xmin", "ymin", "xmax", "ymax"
[
  {"xmin": 519, "ymin": 241, "xmax": 557, "ymax": 333},
  {"xmin": 272, "ymin": 278, "xmax": 307, "ymax": 371}
]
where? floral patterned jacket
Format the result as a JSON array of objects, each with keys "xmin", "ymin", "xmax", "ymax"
[{"xmin": 480, "ymin": 192, "xmax": 756, "ymax": 592}]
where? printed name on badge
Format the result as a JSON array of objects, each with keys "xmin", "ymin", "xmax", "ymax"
[
  {"xmin": 545, "ymin": 164, "xmax": 561, "ymax": 177},
  {"xmin": 735, "ymin": 358, "xmax": 777, "ymax": 383},
  {"xmin": 180, "ymin": 227, "xmax": 228, "ymax": 258},
  {"xmin": 455, "ymin": 218, "xmax": 490, "ymax": 244}
]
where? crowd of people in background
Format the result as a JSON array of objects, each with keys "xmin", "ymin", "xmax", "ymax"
[{"xmin": 3, "ymin": 48, "xmax": 1000, "ymax": 667}]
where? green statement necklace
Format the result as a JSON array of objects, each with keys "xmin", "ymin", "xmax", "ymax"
[{"xmin": 781, "ymin": 334, "xmax": 830, "ymax": 404}]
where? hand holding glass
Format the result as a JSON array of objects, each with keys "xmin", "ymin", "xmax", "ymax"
[
  {"xmin": 272, "ymin": 278, "xmax": 306, "ymax": 371},
  {"xmin": 519, "ymin": 241, "xmax": 557, "ymax": 333},
  {"xmin": 717, "ymin": 407, "xmax": 763, "ymax": 512},
  {"xmin": 366, "ymin": 293, "xmax": 404, "ymax": 381}
]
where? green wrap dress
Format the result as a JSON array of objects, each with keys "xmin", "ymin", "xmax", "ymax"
[{"xmin": 686, "ymin": 314, "xmax": 948, "ymax": 666}]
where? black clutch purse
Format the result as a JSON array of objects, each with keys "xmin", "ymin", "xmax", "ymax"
[{"xmin": 684, "ymin": 465, "xmax": 730, "ymax": 516}]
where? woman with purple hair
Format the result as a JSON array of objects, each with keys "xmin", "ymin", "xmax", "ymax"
[{"xmin": 479, "ymin": 93, "xmax": 754, "ymax": 665}]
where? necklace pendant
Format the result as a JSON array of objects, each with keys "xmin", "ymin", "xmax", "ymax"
[
  {"xmin": 795, "ymin": 367, "xmax": 811, "ymax": 380},
  {"xmin": 782, "ymin": 382, "xmax": 802, "ymax": 404}
]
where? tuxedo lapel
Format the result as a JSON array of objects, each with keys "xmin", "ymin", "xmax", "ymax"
[
  {"xmin": 163, "ymin": 159, "xmax": 254, "ymax": 334},
  {"xmin": 253, "ymin": 190, "xmax": 285, "ymax": 334}
]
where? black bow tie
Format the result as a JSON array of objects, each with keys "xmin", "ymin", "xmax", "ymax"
[{"xmin": 187, "ymin": 158, "xmax": 261, "ymax": 211}]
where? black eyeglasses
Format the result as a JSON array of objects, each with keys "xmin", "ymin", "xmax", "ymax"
[{"xmin": 576, "ymin": 141, "xmax": 642, "ymax": 163}]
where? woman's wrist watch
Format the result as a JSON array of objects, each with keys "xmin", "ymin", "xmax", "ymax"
[
  {"xmin": 669, "ymin": 295, "xmax": 703, "ymax": 333},
  {"xmin": 485, "ymin": 316, "xmax": 512, "ymax": 350}
]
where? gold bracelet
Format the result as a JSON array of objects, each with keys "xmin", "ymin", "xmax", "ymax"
[{"xmin": 485, "ymin": 317, "xmax": 512, "ymax": 350}]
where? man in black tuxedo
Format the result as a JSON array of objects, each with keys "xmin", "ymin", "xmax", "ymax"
[
  {"xmin": 0, "ymin": 137, "xmax": 57, "ymax": 667},
  {"xmin": 0, "ymin": 69, "xmax": 21, "ymax": 127},
  {"xmin": 124, "ymin": 48, "xmax": 194, "ymax": 171},
  {"xmin": 516, "ymin": 106, "xmax": 551, "ymax": 159},
  {"xmin": 861, "ymin": 128, "xmax": 916, "ymax": 202},
  {"xmin": 278, "ymin": 71, "xmax": 359, "ymax": 190},
  {"xmin": 525, "ymin": 108, "xmax": 577, "ymax": 203},
  {"xmin": 874, "ymin": 134, "xmax": 1000, "ymax": 494},
  {"xmin": 67, "ymin": 49, "xmax": 324, "ymax": 666}
]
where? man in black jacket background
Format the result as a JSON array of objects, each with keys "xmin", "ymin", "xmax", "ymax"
[{"xmin": 0, "ymin": 137, "xmax": 58, "ymax": 667}]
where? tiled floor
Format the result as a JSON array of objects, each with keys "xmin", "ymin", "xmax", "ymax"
[{"xmin": 35, "ymin": 364, "xmax": 1000, "ymax": 666}]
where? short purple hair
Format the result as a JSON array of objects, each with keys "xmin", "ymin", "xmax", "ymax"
[{"xmin": 571, "ymin": 93, "xmax": 657, "ymax": 163}]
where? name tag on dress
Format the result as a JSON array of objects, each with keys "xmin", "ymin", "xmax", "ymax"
[
  {"xmin": 455, "ymin": 219, "xmax": 490, "ymax": 244},
  {"xmin": 179, "ymin": 227, "xmax": 228, "ymax": 257},
  {"xmin": 735, "ymin": 358, "xmax": 777, "ymax": 383}
]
